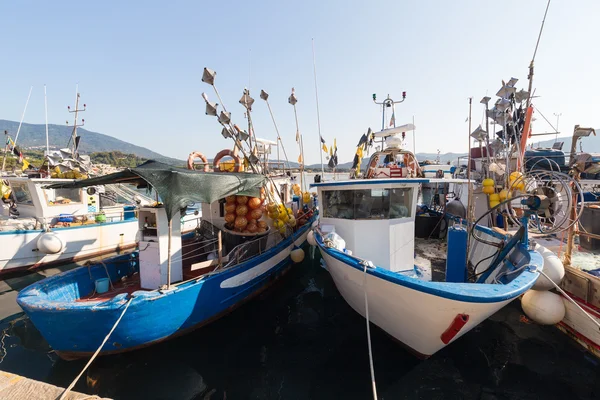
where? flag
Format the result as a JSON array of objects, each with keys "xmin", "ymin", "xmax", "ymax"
[
  {"xmin": 356, "ymin": 144, "xmax": 364, "ymax": 160},
  {"xmin": 320, "ymin": 135, "xmax": 325, "ymax": 144},
  {"xmin": 357, "ymin": 133, "xmax": 368, "ymax": 147},
  {"xmin": 322, "ymin": 143, "xmax": 328, "ymax": 153},
  {"xmin": 21, "ymin": 159, "xmax": 29, "ymax": 171},
  {"xmin": 389, "ymin": 111, "xmax": 395, "ymax": 127},
  {"xmin": 298, "ymin": 154, "xmax": 303, "ymax": 164},
  {"xmin": 296, "ymin": 130, "xmax": 300, "ymax": 143}
]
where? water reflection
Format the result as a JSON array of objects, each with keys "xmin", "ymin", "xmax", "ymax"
[{"xmin": 1, "ymin": 254, "xmax": 600, "ymax": 399}]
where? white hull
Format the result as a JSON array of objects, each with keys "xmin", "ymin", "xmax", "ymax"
[
  {"xmin": 321, "ymin": 251, "xmax": 513, "ymax": 357},
  {"xmin": 0, "ymin": 220, "xmax": 138, "ymax": 273}
]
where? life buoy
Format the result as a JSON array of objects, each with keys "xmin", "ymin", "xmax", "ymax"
[
  {"xmin": 187, "ymin": 152, "xmax": 210, "ymax": 172},
  {"xmin": 403, "ymin": 153, "xmax": 419, "ymax": 174},
  {"xmin": 213, "ymin": 149, "xmax": 242, "ymax": 172},
  {"xmin": 366, "ymin": 156, "xmax": 378, "ymax": 179}
]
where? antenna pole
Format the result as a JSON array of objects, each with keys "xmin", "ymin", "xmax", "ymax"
[
  {"xmin": 312, "ymin": 39, "xmax": 325, "ymax": 178},
  {"xmin": 412, "ymin": 115, "xmax": 416, "ymax": 154},
  {"xmin": 44, "ymin": 85, "xmax": 49, "ymax": 156},
  {"xmin": 526, "ymin": 0, "xmax": 551, "ymax": 108},
  {"xmin": 13, "ymin": 86, "xmax": 33, "ymax": 148},
  {"xmin": 466, "ymin": 97, "xmax": 473, "ymax": 269}
]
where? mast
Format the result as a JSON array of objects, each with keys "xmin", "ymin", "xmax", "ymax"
[
  {"xmin": 44, "ymin": 85, "xmax": 49, "ymax": 155},
  {"xmin": 289, "ymin": 88, "xmax": 305, "ymax": 191},
  {"xmin": 12, "ymin": 86, "xmax": 33, "ymax": 149},
  {"xmin": 466, "ymin": 97, "xmax": 473, "ymax": 271},
  {"xmin": 312, "ymin": 39, "xmax": 325, "ymax": 178},
  {"xmin": 66, "ymin": 88, "xmax": 86, "ymax": 158}
]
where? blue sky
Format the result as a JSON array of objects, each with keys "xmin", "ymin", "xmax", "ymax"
[{"xmin": 1, "ymin": 1, "xmax": 599, "ymax": 164}]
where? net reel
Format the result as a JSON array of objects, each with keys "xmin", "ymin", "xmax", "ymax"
[{"xmin": 503, "ymin": 170, "xmax": 584, "ymax": 235}]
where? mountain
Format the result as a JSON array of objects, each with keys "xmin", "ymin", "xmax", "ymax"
[
  {"xmin": 528, "ymin": 131, "xmax": 600, "ymax": 153},
  {"xmin": 0, "ymin": 120, "xmax": 185, "ymax": 166}
]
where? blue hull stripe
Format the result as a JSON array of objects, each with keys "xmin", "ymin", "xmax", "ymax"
[{"xmin": 316, "ymin": 230, "xmax": 542, "ymax": 304}]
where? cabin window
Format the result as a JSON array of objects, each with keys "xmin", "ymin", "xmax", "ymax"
[
  {"xmin": 322, "ymin": 187, "xmax": 413, "ymax": 220},
  {"xmin": 44, "ymin": 188, "xmax": 82, "ymax": 206},
  {"xmin": 9, "ymin": 181, "xmax": 33, "ymax": 205},
  {"xmin": 389, "ymin": 188, "xmax": 413, "ymax": 218}
]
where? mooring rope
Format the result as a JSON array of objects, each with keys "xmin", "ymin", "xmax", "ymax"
[
  {"xmin": 362, "ymin": 260, "xmax": 378, "ymax": 400},
  {"xmin": 59, "ymin": 296, "xmax": 134, "ymax": 400}
]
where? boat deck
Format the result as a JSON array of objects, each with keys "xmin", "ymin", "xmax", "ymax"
[
  {"xmin": 76, "ymin": 263, "xmax": 216, "ymax": 303},
  {"xmin": 413, "ymin": 238, "xmax": 447, "ymax": 281}
]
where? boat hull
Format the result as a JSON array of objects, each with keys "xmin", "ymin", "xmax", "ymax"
[
  {"xmin": 0, "ymin": 220, "xmax": 139, "ymax": 274},
  {"xmin": 321, "ymin": 251, "xmax": 515, "ymax": 357},
  {"xmin": 17, "ymin": 221, "xmax": 314, "ymax": 359},
  {"xmin": 556, "ymin": 265, "xmax": 600, "ymax": 359}
]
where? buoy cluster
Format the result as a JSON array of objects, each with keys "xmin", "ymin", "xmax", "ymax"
[
  {"xmin": 223, "ymin": 195, "xmax": 268, "ymax": 234},
  {"xmin": 520, "ymin": 244, "xmax": 566, "ymax": 325},
  {"xmin": 482, "ymin": 171, "xmax": 526, "ymax": 210}
]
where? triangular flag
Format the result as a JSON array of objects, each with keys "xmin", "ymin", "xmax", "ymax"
[
  {"xmin": 322, "ymin": 143, "xmax": 328, "ymax": 153},
  {"xmin": 21, "ymin": 159, "xmax": 29, "ymax": 171},
  {"xmin": 298, "ymin": 154, "xmax": 303, "ymax": 164}
]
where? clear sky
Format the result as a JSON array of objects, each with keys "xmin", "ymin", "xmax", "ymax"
[{"xmin": 1, "ymin": 1, "xmax": 599, "ymax": 164}]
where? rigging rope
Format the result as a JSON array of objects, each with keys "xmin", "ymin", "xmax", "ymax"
[
  {"xmin": 538, "ymin": 269, "xmax": 600, "ymax": 330},
  {"xmin": 59, "ymin": 296, "xmax": 133, "ymax": 400},
  {"xmin": 362, "ymin": 260, "xmax": 378, "ymax": 400}
]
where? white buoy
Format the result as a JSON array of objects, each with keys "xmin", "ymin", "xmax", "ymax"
[
  {"xmin": 533, "ymin": 244, "xmax": 565, "ymax": 291},
  {"xmin": 291, "ymin": 248, "xmax": 305, "ymax": 263},
  {"xmin": 37, "ymin": 231, "xmax": 64, "ymax": 254},
  {"xmin": 521, "ymin": 290, "xmax": 566, "ymax": 325},
  {"xmin": 307, "ymin": 230, "xmax": 317, "ymax": 247}
]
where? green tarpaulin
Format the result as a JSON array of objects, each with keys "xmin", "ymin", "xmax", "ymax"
[{"xmin": 45, "ymin": 160, "xmax": 266, "ymax": 220}]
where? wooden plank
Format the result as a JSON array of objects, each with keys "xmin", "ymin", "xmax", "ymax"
[{"xmin": 0, "ymin": 370, "xmax": 111, "ymax": 399}]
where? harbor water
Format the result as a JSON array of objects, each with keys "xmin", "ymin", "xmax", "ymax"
[{"xmin": 1, "ymin": 251, "xmax": 600, "ymax": 399}]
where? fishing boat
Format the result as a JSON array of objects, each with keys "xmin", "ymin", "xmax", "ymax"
[
  {"xmin": 308, "ymin": 92, "xmax": 548, "ymax": 358},
  {"xmin": 0, "ymin": 91, "xmax": 203, "ymax": 275},
  {"xmin": 17, "ymin": 70, "xmax": 318, "ymax": 359}
]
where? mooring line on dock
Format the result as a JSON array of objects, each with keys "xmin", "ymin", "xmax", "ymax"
[{"xmin": 59, "ymin": 296, "xmax": 133, "ymax": 400}]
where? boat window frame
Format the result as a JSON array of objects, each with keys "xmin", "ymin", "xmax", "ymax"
[
  {"xmin": 8, "ymin": 180, "xmax": 34, "ymax": 206},
  {"xmin": 42, "ymin": 187, "xmax": 83, "ymax": 207},
  {"xmin": 321, "ymin": 186, "xmax": 414, "ymax": 220}
]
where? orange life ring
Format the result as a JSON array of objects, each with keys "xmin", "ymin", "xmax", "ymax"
[
  {"xmin": 403, "ymin": 153, "xmax": 419, "ymax": 173},
  {"xmin": 213, "ymin": 149, "xmax": 242, "ymax": 172},
  {"xmin": 187, "ymin": 151, "xmax": 210, "ymax": 172}
]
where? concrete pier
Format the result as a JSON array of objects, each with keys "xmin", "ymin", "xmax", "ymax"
[{"xmin": 0, "ymin": 370, "xmax": 111, "ymax": 399}]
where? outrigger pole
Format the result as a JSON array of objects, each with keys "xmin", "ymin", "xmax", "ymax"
[
  {"xmin": 289, "ymin": 88, "xmax": 306, "ymax": 192},
  {"xmin": 261, "ymin": 89, "xmax": 291, "ymax": 172}
]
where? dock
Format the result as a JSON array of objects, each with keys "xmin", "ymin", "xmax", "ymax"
[{"xmin": 0, "ymin": 370, "xmax": 111, "ymax": 399}]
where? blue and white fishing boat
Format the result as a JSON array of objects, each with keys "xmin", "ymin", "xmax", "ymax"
[
  {"xmin": 309, "ymin": 93, "xmax": 546, "ymax": 358},
  {"xmin": 17, "ymin": 71, "xmax": 318, "ymax": 359}
]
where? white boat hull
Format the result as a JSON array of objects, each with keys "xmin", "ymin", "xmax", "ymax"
[
  {"xmin": 0, "ymin": 220, "xmax": 138, "ymax": 273},
  {"xmin": 321, "ymin": 251, "xmax": 514, "ymax": 357}
]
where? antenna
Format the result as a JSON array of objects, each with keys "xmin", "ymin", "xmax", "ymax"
[{"xmin": 66, "ymin": 88, "xmax": 86, "ymax": 157}]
